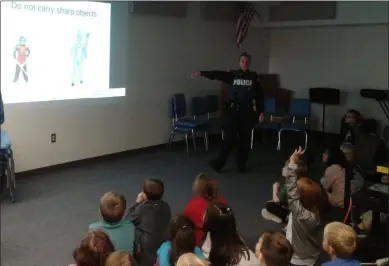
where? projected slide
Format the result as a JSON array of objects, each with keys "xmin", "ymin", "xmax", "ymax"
[{"xmin": 1, "ymin": 1, "xmax": 125, "ymax": 104}]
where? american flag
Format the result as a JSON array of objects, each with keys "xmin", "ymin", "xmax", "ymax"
[{"xmin": 236, "ymin": 2, "xmax": 259, "ymax": 48}]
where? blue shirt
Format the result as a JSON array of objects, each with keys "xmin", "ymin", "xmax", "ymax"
[
  {"xmin": 89, "ymin": 220, "xmax": 136, "ymax": 253},
  {"xmin": 157, "ymin": 241, "xmax": 204, "ymax": 266},
  {"xmin": 322, "ymin": 258, "xmax": 361, "ymax": 266}
]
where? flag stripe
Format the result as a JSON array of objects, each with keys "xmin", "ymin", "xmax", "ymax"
[{"xmin": 236, "ymin": 2, "xmax": 257, "ymax": 47}]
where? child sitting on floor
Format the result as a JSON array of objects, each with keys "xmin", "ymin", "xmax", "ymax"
[
  {"xmin": 322, "ymin": 222, "xmax": 360, "ymax": 266},
  {"xmin": 277, "ymin": 147, "xmax": 328, "ymax": 266},
  {"xmin": 176, "ymin": 253, "xmax": 209, "ymax": 266},
  {"xmin": 184, "ymin": 173, "xmax": 226, "ymax": 246},
  {"xmin": 262, "ymin": 157, "xmax": 307, "ymax": 224},
  {"xmin": 255, "ymin": 232, "xmax": 293, "ymax": 266},
  {"xmin": 126, "ymin": 178, "xmax": 171, "ymax": 266},
  {"xmin": 156, "ymin": 214, "xmax": 204, "ymax": 266},
  {"xmin": 89, "ymin": 191, "xmax": 136, "ymax": 253}
]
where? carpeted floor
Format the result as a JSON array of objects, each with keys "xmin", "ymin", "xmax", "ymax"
[{"xmin": 0, "ymin": 133, "xmax": 330, "ymax": 266}]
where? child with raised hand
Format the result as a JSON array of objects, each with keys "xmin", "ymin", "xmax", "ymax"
[
  {"xmin": 262, "ymin": 158, "xmax": 307, "ymax": 224},
  {"xmin": 322, "ymin": 222, "xmax": 360, "ymax": 266},
  {"xmin": 126, "ymin": 178, "xmax": 172, "ymax": 266},
  {"xmin": 156, "ymin": 214, "xmax": 204, "ymax": 266},
  {"xmin": 283, "ymin": 147, "xmax": 328, "ymax": 266},
  {"xmin": 89, "ymin": 192, "xmax": 136, "ymax": 253}
]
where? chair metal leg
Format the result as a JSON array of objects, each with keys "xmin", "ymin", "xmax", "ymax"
[
  {"xmin": 167, "ymin": 130, "xmax": 176, "ymax": 148},
  {"xmin": 221, "ymin": 129, "xmax": 224, "ymax": 140},
  {"xmin": 277, "ymin": 129, "xmax": 283, "ymax": 151},
  {"xmin": 6, "ymin": 154, "xmax": 15, "ymax": 202},
  {"xmin": 204, "ymin": 132, "xmax": 209, "ymax": 151},
  {"xmin": 304, "ymin": 131, "xmax": 308, "ymax": 150},
  {"xmin": 250, "ymin": 128, "xmax": 255, "ymax": 150},
  {"xmin": 185, "ymin": 133, "xmax": 189, "ymax": 154},
  {"xmin": 191, "ymin": 129, "xmax": 197, "ymax": 151},
  {"xmin": 9, "ymin": 150, "xmax": 16, "ymax": 190}
]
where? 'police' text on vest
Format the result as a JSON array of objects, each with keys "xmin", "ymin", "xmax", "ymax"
[{"xmin": 233, "ymin": 79, "xmax": 252, "ymax": 86}]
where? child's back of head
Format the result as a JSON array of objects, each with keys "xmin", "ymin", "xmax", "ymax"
[
  {"xmin": 323, "ymin": 222, "xmax": 358, "ymax": 260},
  {"xmin": 100, "ymin": 191, "xmax": 127, "ymax": 223},
  {"xmin": 255, "ymin": 232, "xmax": 293, "ymax": 266},
  {"xmin": 176, "ymin": 253, "xmax": 209, "ymax": 266},
  {"xmin": 168, "ymin": 215, "xmax": 197, "ymax": 265},
  {"xmin": 105, "ymin": 251, "xmax": 137, "ymax": 266},
  {"xmin": 143, "ymin": 178, "xmax": 164, "ymax": 201}
]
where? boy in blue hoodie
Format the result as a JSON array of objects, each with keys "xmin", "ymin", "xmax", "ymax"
[
  {"xmin": 322, "ymin": 222, "xmax": 361, "ymax": 266},
  {"xmin": 89, "ymin": 191, "xmax": 136, "ymax": 253}
]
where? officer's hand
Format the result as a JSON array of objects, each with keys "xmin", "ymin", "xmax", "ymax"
[
  {"xmin": 191, "ymin": 71, "xmax": 201, "ymax": 78},
  {"xmin": 259, "ymin": 113, "xmax": 265, "ymax": 122}
]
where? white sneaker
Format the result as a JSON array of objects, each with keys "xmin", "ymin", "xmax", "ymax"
[{"xmin": 261, "ymin": 209, "xmax": 282, "ymax": 223}]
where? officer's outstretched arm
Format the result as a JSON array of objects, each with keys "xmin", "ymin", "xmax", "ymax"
[
  {"xmin": 253, "ymin": 77, "xmax": 265, "ymax": 114},
  {"xmin": 200, "ymin": 71, "xmax": 233, "ymax": 84}
]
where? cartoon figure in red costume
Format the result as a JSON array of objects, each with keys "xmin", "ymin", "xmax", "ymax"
[{"xmin": 13, "ymin": 36, "xmax": 30, "ymax": 83}]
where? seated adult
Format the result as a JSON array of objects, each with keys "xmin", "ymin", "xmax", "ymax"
[
  {"xmin": 340, "ymin": 110, "xmax": 362, "ymax": 145},
  {"xmin": 184, "ymin": 173, "xmax": 226, "ymax": 246},
  {"xmin": 321, "ymin": 146, "xmax": 349, "ymax": 209},
  {"xmin": 201, "ymin": 202, "xmax": 260, "ymax": 266}
]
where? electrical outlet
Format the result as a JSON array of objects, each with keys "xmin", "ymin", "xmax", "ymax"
[{"xmin": 51, "ymin": 133, "xmax": 56, "ymax": 143}]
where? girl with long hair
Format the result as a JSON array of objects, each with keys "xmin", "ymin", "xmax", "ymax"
[
  {"xmin": 202, "ymin": 202, "xmax": 260, "ymax": 266},
  {"xmin": 156, "ymin": 214, "xmax": 204, "ymax": 266}
]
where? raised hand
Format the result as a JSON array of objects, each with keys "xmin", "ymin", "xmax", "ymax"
[
  {"xmin": 289, "ymin": 146, "xmax": 305, "ymax": 164},
  {"xmin": 191, "ymin": 71, "xmax": 201, "ymax": 78},
  {"xmin": 136, "ymin": 192, "xmax": 146, "ymax": 203}
]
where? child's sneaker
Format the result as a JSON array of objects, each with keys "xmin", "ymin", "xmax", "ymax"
[{"xmin": 261, "ymin": 209, "xmax": 282, "ymax": 223}]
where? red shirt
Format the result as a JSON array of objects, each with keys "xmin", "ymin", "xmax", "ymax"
[
  {"xmin": 184, "ymin": 197, "xmax": 227, "ymax": 246},
  {"xmin": 17, "ymin": 45, "xmax": 27, "ymax": 64}
]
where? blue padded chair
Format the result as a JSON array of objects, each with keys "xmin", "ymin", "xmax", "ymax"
[
  {"xmin": 250, "ymin": 97, "xmax": 279, "ymax": 149},
  {"xmin": 168, "ymin": 94, "xmax": 208, "ymax": 154},
  {"xmin": 0, "ymin": 129, "xmax": 16, "ymax": 202},
  {"xmin": 277, "ymin": 98, "xmax": 311, "ymax": 151}
]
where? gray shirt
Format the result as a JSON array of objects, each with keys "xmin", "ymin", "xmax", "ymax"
[
  {"xmin": 285, "ymin": 163, "xmax": 322, "ymax": 266},
  {"xmin": 126, "ymin": 200, "xmax": 171, "ymax": 266}
]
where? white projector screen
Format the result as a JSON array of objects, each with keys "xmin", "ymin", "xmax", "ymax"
[{"xmin": 1, "ymin": 1, "xmax": 125, "ymax": 104}]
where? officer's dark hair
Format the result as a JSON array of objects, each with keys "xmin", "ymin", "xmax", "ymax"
[{"xmin": 239, "ymin": 52, "xmax": 251, "ymax": 61}]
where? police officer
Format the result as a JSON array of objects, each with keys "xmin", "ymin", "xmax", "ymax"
[{"xmin": 191, "ymin": 52, "xmax": 265, "ymax": 173}]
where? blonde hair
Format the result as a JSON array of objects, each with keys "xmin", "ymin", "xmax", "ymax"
[
  {"xmin": 340, "ymin": 144, "xmax": 355, "ymax": 163},
  {"xmin": 176, "ymin": 253, "xmax": 209, "ymax": 266},
  {"xmin": 100, "ymin": 191, "xmax": 127, "ymax": 223},
  {"xmin": 324, "ymin": 222, "xmax": 358, "ymax": 259},
  {"xmin": 105, "ymin": 251, "xmax": 133, "ymax": 266}
]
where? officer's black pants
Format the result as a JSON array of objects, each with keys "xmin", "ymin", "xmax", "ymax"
[{"xmin": 214, "ymin": 109, "xmax": 255, "ymax": 170}]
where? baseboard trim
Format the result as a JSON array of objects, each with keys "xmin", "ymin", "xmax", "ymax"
[
  {"xmin": 15, "ymin": 130, "xmax": 338, "ymax": 179},
  {"xmin": 15, "ymin": 143, "xmax": 172, "ymax": 179}
]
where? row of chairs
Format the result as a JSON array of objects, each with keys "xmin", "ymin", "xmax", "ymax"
[
  {"xmin": 168, "ymin": 93, "xmax": 222, "ymax": 154},
  {"xmin": 253, "ymin": 97, "xmax": 311, "ymax": 150},
  {"xmin": 168, "ymin": 93, "xmax": 312, "ymax": 153}
]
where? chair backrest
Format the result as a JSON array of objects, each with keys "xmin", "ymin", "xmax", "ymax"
[
  {"xmin": 264, "ymin": 97, "xmax": 276, "ymax": 115},
  {"xmin": 289, "ymin": 98, "xmax": 311, "ymax": 117},
  {"xmin": 206, "ymin": 95, "xmax": 219, "ymax": 115},
  {"xmin": 1, "ymin": 128, "xmax": 11, "ymax": 149},
  {"xmin": 191, "ymin": 96, "xmax": 208, "ymax": 117},
  {"xmin": 170, "ymin": 93, "xmax": 186, "ymax": 119}
]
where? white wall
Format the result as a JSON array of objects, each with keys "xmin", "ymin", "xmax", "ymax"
[
  {"xmin": 4, "ymin": 2, "xmax": 270, "ymax": 172},
  {"xmin": 269, "ymin": 24, "xmax": 388, "ymax": 133}
]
